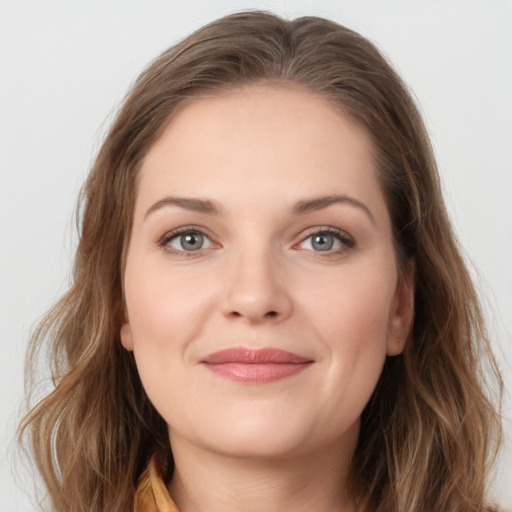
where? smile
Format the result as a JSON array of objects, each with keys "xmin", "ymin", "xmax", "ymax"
[{"xmin": 200, "ymin": 347, "xmax": 314, "ymax": 384}]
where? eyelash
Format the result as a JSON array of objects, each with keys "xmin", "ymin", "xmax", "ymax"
[
  {"xmin": 158, "ymin": 225, "xmax": 355, "ymax": 256},
  {"xmin": 159, "ymin": 225, "xmax": 214, "ymax": 256},
  {"xmin": 295, "ymin": 227, "xmax": 355, "ymax": 256}
]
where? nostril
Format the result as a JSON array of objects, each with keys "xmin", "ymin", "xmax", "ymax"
[{"xmin": 226, "ymin": 310, "xmax": 279, "ymax": 321}]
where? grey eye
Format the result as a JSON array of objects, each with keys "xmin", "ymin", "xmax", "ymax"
[
  {"xmin": 298, "ymin": 230, "xmax": 350, "ymax": 253},
  {"xmin": 311, "ymin": 233, "xmax": 335, "ymax": 251},
  {"xmin": 169, "ymin": 231, "xmax": 211, "ymax": 251}
]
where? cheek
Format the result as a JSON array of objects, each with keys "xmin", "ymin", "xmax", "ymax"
[
  {"xmin": 301, "ymin": 259, "xmax": 396, "ymax": 346},
  {"xmin": 299, "ymin": 260, "xmax": 395, "ymax": 397},
  {"xmin": 122, "ymin": 257, "xmax": 217, "ymax": 402},
  {"xmin": 123, "ymin": 263, "xmax": 210, "ymax": 421},
  {"xmin": 125, "ymin": 256, "xmax": 218, "ymax": 346}
]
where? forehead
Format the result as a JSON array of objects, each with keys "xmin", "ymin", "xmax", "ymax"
[
  {"xmin": 136, "ymin": 86, "xmax": 386, "ymax": 221},
  {"xmin": 144, "ymin": 85, "xmax": 372, "ymax": 167}
]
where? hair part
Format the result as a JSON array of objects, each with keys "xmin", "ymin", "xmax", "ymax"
[{"xmin": 19, "ymin": 10, "xmax": 501, "ymax": 512}]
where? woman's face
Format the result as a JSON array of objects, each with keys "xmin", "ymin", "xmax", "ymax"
[{"xmin": 121, "ymin": 86, "xmax": 413, "ymax": 460}]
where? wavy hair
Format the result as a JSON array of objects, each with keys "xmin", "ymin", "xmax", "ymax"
[{"xmin": 19, "ymin": 10, "xmax": 501, "ymax": 512}]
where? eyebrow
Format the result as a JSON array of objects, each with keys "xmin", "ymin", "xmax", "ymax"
[
  {"xmin": 144, "ymin": 193, "xmax": 375, "ymax": 224},
  {"xmin": 144, "ymin": 197, "xmax": 219, "ymax": 218},
  {"xmin": 291, "ymin": 194, "xmax": 376, "ymax": 224}
]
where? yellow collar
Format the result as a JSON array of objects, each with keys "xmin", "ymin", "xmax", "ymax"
[{"xmin": 134, "ymin": 453, "xmax": 179, "ymax": 512}]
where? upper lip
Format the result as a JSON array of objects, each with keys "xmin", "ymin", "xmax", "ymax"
[{"xmin": 201, "ymin": 347, "xmax": 312, "ymax": 364}]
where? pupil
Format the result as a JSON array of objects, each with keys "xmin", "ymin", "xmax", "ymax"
[
  {"xmin": 181, "ymin": 232, "xmax": 203, "ymax": 250},
  {"xmin": 313, "ymin": 234, "xmax": 333, "ymax": 251}
]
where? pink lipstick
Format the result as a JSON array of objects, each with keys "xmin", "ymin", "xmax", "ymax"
[{"xmin": 201, "ymin": 347, "xmax": 313, "ymax": 384}]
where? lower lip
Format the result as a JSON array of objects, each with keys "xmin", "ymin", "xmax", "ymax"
[{"xmin": 203, "ymin": 362, "xmax": 312, "ymax": 384}]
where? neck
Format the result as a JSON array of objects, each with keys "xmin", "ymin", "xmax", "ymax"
[{"xmin": 168, "ymin": 431, "xmax": 359, "ymax": 512}]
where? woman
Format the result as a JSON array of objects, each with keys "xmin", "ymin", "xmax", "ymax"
[{"xmin": 19, "ymin": 11, "xmax": 502, "ymax": 512}]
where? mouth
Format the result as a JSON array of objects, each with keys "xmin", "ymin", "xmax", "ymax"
[{"xmin": 200, "ymin": 347, "xmax": 314, "ymax": 384}]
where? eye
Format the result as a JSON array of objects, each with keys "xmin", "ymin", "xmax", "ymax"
[
  {"xmin": 297, "ymin": 228, "xmax": 354, "ymax": 254},
  {"xmin": 163, "ymin": 229, "xmax": 213, "ymax": 252}
]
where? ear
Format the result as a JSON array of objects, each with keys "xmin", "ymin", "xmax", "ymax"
[
  {"xmin": 386, "ymin": 262, "xmax": 415, "ymax": 356},
  {"xmin": 120, "ymin": 308, "xmax": 134, "ymax": 351}
]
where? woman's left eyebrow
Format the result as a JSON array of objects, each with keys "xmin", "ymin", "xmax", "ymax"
[{"xmin": 291, "ymin": 194, "xmax": 376, "ymax": 224}]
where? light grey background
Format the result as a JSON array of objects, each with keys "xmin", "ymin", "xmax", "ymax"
[{"xmin": 1, "ymin": 1, "xmax": 511, "ymax": 510}]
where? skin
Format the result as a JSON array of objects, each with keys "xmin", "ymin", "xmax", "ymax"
[{"xmin": 120, "ymin": 86, "xmax": 413, "ymax": 512}]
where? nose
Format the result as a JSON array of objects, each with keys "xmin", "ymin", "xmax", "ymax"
[{"xmin": 221, "ymin": 247, "xmax": 293, "ymax": 324}]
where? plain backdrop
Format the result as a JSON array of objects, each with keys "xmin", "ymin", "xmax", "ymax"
[{"xmin": 1, "ymin": 1, "xmax": 511, "ymax": 510}]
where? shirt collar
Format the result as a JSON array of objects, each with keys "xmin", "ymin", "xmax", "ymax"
[{"xmin": 134, "ymin": 453, "xmax": 179, "ymax": 512}]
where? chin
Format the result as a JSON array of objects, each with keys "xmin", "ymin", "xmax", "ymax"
[
  {"xmin": 176, "ymin": 405, "xmax": 344, "ymax": 461},
  {"xmin": 205, "ymin": 427, "xmax": 310, "ymax": 460}
]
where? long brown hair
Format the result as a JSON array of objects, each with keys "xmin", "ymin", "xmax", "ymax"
[{"xmin": 19, "ymin": 11, "xmax": 501, "ymax": 512}]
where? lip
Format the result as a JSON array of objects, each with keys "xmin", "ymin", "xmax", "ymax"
[{"xmin": 200, "ymin": 347, "xmax": 314, "ymax": 384}]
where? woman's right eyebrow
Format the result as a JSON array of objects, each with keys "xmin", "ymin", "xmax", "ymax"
[{"xmin": 144, "ymin": 196, "xmax": 220, "ymax": 219}]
